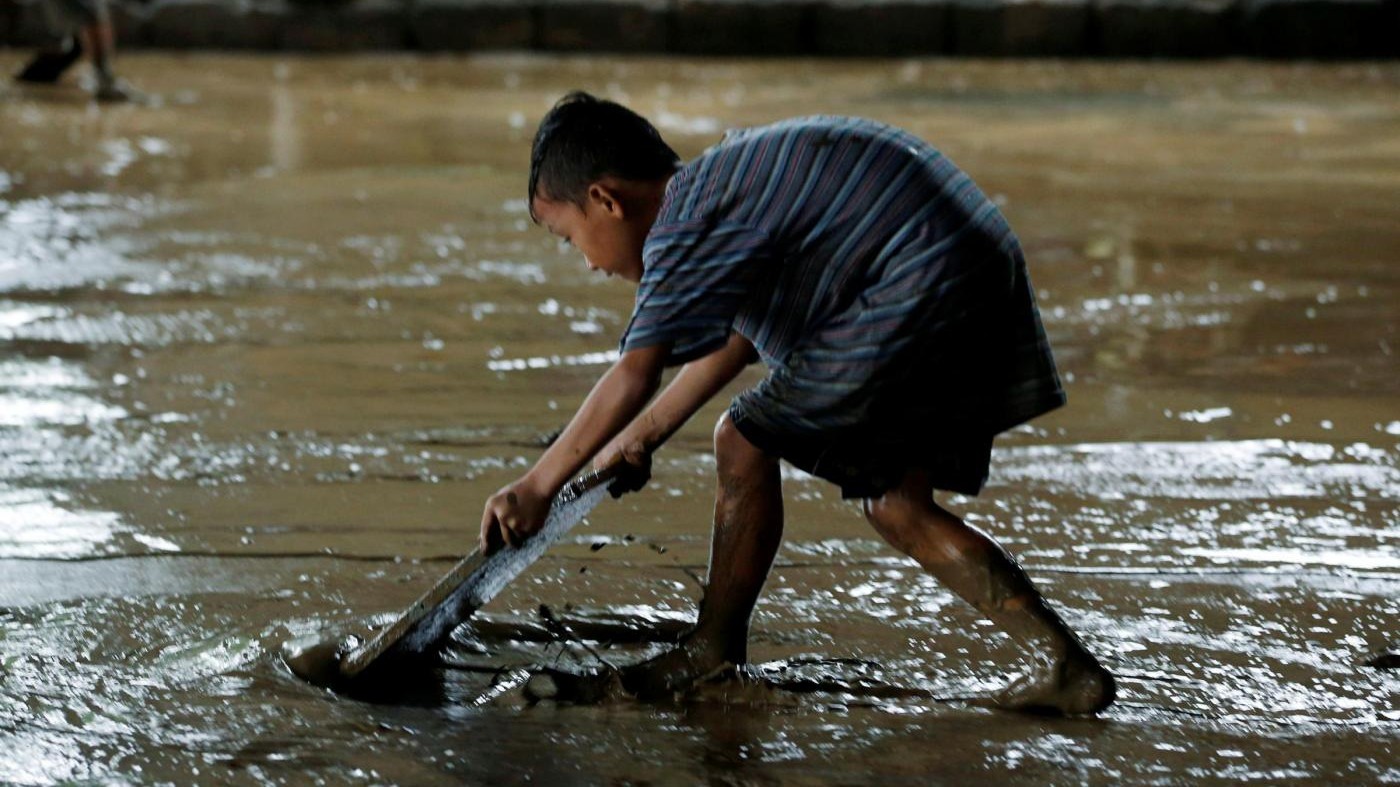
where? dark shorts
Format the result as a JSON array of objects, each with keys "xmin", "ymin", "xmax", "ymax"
[
  {"xmin": 724, "ymin": 225, "xmax": 1065, "ymax": 502},
  {"xmin": 729, "ymin": 406, "xmax": 994, "ymax": 500},
  {"xmin": 40, "ymin": 0, "xmax": 107, "ymax": 33}
]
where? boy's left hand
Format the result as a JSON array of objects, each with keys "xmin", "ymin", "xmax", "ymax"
[{"xmin": 594, "ymin": 439, "xmax": 652, "ymax": 498}]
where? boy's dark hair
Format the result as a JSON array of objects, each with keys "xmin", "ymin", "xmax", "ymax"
[{"xmin": 528, "ymin": 91, "xmax": 680, "ymax": 220}]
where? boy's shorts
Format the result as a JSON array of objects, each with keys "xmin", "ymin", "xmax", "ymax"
[
  {"xmin": 729, "ymin": 408, "xmax": 992, "ymax": 499},
  {"xmin": 725, "ymin": 236, "xmax": 1063, "ymax": 501}
]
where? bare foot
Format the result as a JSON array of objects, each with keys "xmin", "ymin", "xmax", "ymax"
[
  {"xmin": 524, "ymin": 632, "xmax": 743, "ymax": 703},
  {"xmin": 985, "ymin": 654, "xmax": 1116, "ymax": 716},
  {"xmin": 619, "ymin": 634, "xmax": 739, "ymax": 700}
]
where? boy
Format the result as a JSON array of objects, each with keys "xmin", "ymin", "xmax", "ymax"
[
  {"xmin": 14, "ymin": 0, "xmax": 133, "ymax": 102},
  {"xmin": 480, "ymin": 92, "xmax": 1115, "ymax": 715}
]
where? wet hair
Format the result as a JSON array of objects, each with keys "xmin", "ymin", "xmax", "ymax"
[{"xmin": 528, "ymin": 91, "xmax": 680, "ymax": 220}]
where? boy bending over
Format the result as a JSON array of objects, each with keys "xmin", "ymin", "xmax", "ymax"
[{"xmin": 480, "ymin": 92, "xmax": 1115, "ymax": 715}]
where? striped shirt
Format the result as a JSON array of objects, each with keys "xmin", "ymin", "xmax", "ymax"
[{"xmin": 619, "ymin": 116, "xmax": 1064, "ymax": 446}]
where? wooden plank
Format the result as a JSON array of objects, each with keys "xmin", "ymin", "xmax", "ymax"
[{"xmin": 338, "ymin": 464, "xmax": 624, "ymax": 679}]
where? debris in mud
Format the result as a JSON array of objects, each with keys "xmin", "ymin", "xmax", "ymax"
[
  {"xmin": 536, "ymin": 603, "xmax": 618, "ymax": 677},
  {"xmin": 524, "ymin": 666, "xmax": 626, "ymax": 704},
  {"xmin": 469, "ymin": 667, "xmax": 532, "ymax": 708}
]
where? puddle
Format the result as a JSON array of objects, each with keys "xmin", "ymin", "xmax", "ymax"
[{"xmin": 0, "ymin": 52, "xmax": 1396, "ymax": 784}]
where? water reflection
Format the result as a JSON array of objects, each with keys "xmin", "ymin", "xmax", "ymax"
[
  {"xmin": 487, "ymin": 349, "xmax": 618, "ymax": 371},
  {"xmin": 0, "ymin": 486, "xmax": 121, "ymax": 558},
  {"xmin": 1179, "ymin": 547, "xmax": 1400, "ymax": 572},
  {"xmin": 0, "ymin": 389, "xmax": 125, "ymax": 427},
  {"xmin": 269, "ymin": 83, "xmax": 302, "ymax": 174}
]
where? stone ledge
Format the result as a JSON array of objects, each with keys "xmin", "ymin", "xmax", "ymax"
[
  {"xmin": 1093, "ymin": 0, "xmax": 1240, "ymax": 57},
  {"xmin": 1, "ymin": 0, "xmax": 1394, "ymax": 57},
  {"xmin": 1243, "ymin": 0, "xmax": 1396, "ymax": 58},
  {"xmin": 951, "ymin": 0, "xmax": 1092, "ymax": 56},
  {"xmin": 812, "ymin": 1, "xmax": 950, "ymax": 56},
  {"xmin": 280, "ymin": 0, "xmax": 410, "ymax": 51},
  {"xmin": 537, "ymin": 0, "xmax": 669, "ymax": 52},
  {"xmin": 671, "ymin": 0, "xmax": 813, "ymax": 56},
  {"xmin": 408, "ymin": 0, "xmax": 533, "ymax": 51},
  {"xmin": 143, "ymin": 0, "xmax": 281, "ymax": 49}
]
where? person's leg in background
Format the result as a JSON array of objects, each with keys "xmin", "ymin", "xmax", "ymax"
[{"xmin": 14, "ymin": 0, "xmax": 133, "ymax": 101}]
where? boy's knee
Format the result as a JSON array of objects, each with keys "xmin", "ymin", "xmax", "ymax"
[
  {"xmin": 862, "ymin": 489, "xmax": 922, "ymax": 534},
  {"xmin": 862, "ymin": 496, "xmax": 895, "ymax": 527},
  {"xmin": 713, "ymin": 412, "xmax": 773, "ymax": 475}
]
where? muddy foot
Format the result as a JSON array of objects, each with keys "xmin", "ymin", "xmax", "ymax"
[
  {"xmin": 983, "ymin": 656, "xmax": 1116, "ymax": 716},
  {"xmin": 618, "ymin": 637, "xmax": 738, "ymax": 700},
  {"xmin": 525, "ymin": 635, "xmax": 743, "ymax": 703}
]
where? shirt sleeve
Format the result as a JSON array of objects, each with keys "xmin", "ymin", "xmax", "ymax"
[{"xmin": 619, "ymin": 218, "xmax": 773, "ymax": 367}]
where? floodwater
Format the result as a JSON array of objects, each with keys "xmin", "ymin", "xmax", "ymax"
[{"xmin": 0, "ymin": 53, "xmax": 1397, "ymax": 783}]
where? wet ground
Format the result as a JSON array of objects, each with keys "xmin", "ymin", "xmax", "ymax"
[{"xmin": 1, "ymin": 54, "xmax": 1397, "ymax": 784}]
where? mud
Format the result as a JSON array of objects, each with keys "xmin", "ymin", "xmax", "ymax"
[{"xmin": 0, "ymin": 54, "xmax": 1397, "ymax": 783}]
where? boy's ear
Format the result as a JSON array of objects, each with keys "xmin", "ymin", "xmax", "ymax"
[{"xmin": 586, "ymin": 182, "xmax": 625, "ymax": 219}]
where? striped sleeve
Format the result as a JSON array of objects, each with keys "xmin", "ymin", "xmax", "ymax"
[{"xmin": 619, "ymin": 218, "xmax": 772, "ymax": 366}]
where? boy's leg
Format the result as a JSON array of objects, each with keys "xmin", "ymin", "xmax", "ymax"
[
  {"xmin": 621, "ymin": 412, "xmax": 783, "ymax": 697},
  {"xmin": 863, "ymin": 468, "xmax": 1115, "ymax": 715}
]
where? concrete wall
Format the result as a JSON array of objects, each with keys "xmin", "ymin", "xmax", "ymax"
[{"xmin": 2, "ymin": 0, "xmax": 1396, "ymax": 57}]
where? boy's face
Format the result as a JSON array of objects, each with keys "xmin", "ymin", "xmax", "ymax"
[{"xmin": 532, "ymin": 183, "xmax": 646, "ymax": 284}]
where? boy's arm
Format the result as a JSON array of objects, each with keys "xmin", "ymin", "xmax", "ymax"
[
  {"xmin": 479, "ymin": 332, "xmax": 758, "ymax": 552},
  {"xmin": 595, "ymin": 331, "xmax": 758, "ymax": 473},
  {"xmin": 479, "ymin": 343, "xmax": 668, "ymax": 552}
]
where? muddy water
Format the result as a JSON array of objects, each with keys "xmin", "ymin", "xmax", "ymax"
[{"xmin": 1, "ymin": 54, "xmax": 1397, "ymax": 783}]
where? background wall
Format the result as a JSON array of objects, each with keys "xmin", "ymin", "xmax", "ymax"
[{"xmin": 2, "ymin": 0, "xmax": 1397, "ymax": 59}]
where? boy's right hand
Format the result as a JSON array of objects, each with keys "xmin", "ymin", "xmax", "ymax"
[{"xmin": 479, "ymin": 477, "xmax": 554, "ymax": 555}]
